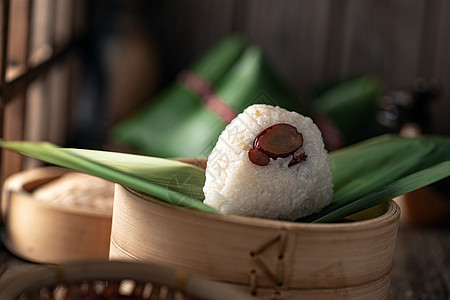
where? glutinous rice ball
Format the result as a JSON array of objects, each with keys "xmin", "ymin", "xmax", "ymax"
[{"xmin": 203, "ymin": 104, "xmax": 333, "ymax": 221}]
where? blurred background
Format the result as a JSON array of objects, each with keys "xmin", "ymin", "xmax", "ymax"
[
  {"xmin": 1, "ymin": 0, "xmax": 450, "ymax": 182},
  {"xmin": 0, "ymin": 2, "xmax": 450, "ymax": 298}
]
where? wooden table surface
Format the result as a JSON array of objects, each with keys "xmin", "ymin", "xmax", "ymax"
[
  {"xmin": 0, "ymin": 223, "xmax": 449, "ymax": 299},
  {"xmin": 388, "ymin": 224, "xmax": 450, "ymax": 299}
]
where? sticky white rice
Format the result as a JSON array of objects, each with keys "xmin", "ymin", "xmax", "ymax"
[{"xmin": 203, "ymin": 104, "xmax": 333, "ymax": 221}]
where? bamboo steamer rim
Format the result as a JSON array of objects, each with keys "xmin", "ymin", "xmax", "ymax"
[
  {"xmin": 0, "ymin": 261, "xmax": 250, "ymax": 300},
  {"xmin": 125, "ymin": 185, "xmax": 400, "ymax": 230},
  {"xmin": 2, "ymin": 166, "xmax": 112, "ymax": 219}
]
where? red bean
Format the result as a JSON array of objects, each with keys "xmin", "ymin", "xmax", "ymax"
[
  {"xmin": 249, "ymin": 123, "xmax": 306, "ymax": 167},
  {"xmin": 248, "ymin": 149, "xmax": 270, "ymax": 166}
]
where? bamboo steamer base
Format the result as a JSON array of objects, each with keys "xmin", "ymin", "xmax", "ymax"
[
  {"xmin": 110, "ymin": 182, "xmax": 400, "ymax": 300},
  {"xmin": 110, "ymin": 236, "xmax": 392, "ymax": 299},
  {"xmin": 1, "ymin": 167, "xmax": 113, "ymax": 263}
]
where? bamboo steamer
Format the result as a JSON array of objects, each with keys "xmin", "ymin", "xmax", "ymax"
[
  {"xmin": 110, "ymin": 160, "xmax": 401, "ymax": 299},
  {"xmin": 0, "ymin": 261, "xmax": 250, "ymax": 300},
  {"xmin": 1, "ymin": 167, "xmax": 113, "ymax": 263}
]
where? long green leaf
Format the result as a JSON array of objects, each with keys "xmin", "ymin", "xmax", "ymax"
[
  {"xmin": 62, "ymin": 148, "xmax": 206, "ymax": 200},
  {"xmin": 311, "ymin": 161, "xmax": 450, "ymax": 223},
  {"xmin": 2, "ymin": 135, "xmax": 449, "ymax": 222},
  {"xmin": 0, "ymin": 141, "xmax": 217, "ymax": 213},
  {"xmin": 300, "ymin": 135, "xmax": 450, "ymax": 222},
  {"xmin": 331, "ymin": 135, "xmax": 450, "ymax": 204}
]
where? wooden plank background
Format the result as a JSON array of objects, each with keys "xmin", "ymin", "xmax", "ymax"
[
  {"xmin": 125, "ymin": 0, "xmax": 450, "ymax": 135},
  {"xmin": 0, "ymin": 0, "xmax": 87, "ymax": 183}
]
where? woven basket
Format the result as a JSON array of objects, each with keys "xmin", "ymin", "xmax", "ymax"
[
  {"xmin": 1, "ymin": 167, "xmax": 113, "ymax": 263},
  {"xmin": 110, "ymin": 160, "xmax": 400, "ymax": 299},
  {"xmin": 0, "ymin": 260, "xmax": 249, "ymax": 300}
]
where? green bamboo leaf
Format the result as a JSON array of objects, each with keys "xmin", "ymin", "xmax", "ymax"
[
  {"xmin": 311, "ymin": 161, "xmax": 450, "ymax": 223},
  {"xmin": 112, "ymin": 35, "xmax": 248, "ymax": 158},
  {"xmin": 312, "ymin": 75, "xmax": 382, "ymax": 144},
  {"xmin": 331, "ymin": 135, "xmax": 450, "ymax": 204},
  {"xmin": 61, "ymin": 148, "xmax": 206, "ymax": 200},
  {"xmin": 299, "ymin": 135, "xmax": 450, "ymax": 222},
  {"xmin": 0, "ymin": 140, "xmax": 217, "ymax": 213}
]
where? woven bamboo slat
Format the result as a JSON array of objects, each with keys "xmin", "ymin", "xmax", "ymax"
[{"xmin": 0, "ymin": 261, "xmax": 250, "ymax": 300}]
